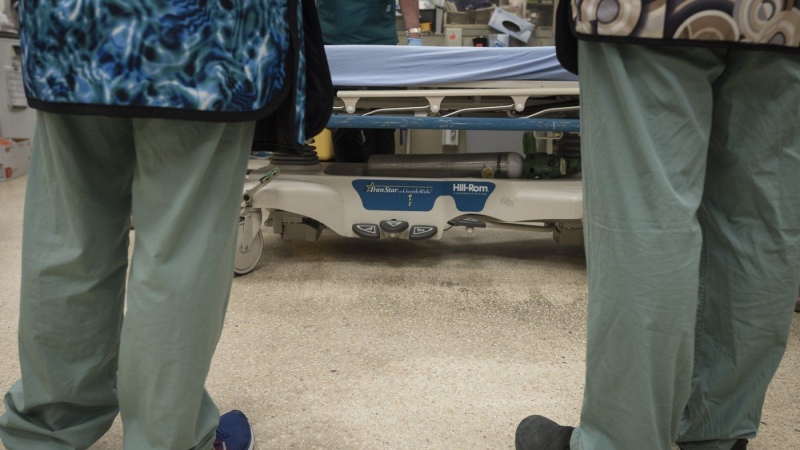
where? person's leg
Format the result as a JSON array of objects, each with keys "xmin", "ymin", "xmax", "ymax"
[
  {"xmin": 332, "ymin": 128, "xmax": 366, "ymax": 162},
  {"xmin": 568, "ymin": 43, "xmax": 725, "ymax": 450},
  {"xmin": 117, "ymin": 118, "xmax": 253, "ymax": 450},
  {"xmin": 361, "ymin": 84, "xmax": 397, "ymax": 160},
  {"xmin": 676, "ymin": 51, "xmax": 800, "ymax": 450},
  {"xmin": 0, "ymin": 113, "xmax": 135, "ymax": 450},
  {"xmin": 363, "ymin": 128, "xmax": 396, "ymax": 157}
]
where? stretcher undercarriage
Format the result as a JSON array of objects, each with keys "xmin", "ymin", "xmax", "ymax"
[{"xmin": 235, "ymin": 46, "xmax": 583, "ymax": 275}]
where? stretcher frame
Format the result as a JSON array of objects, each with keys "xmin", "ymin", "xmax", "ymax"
[{"xmin": 235, "ymin": 74, "xmax": 583, "ymax": 275}]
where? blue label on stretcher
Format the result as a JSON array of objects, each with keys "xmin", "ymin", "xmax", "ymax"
[{"xmin": 352, "ymin": 180, "xmax": 495, "ymax": 212}]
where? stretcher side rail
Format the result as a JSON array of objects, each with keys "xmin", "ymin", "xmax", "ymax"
[
  {"xmin": 327, "ymin": 115, "xmax": 581, "ymax": 132},
  {"xmin": 336, "ymin": 84, "xmax": 580, "ymax": 114}
]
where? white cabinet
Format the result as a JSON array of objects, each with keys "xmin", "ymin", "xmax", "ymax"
[{"xmin": 0, "ymin": 35, "xmax": 36, "ymax": 140}]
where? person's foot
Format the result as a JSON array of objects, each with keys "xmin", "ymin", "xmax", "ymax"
[
  {"xmin": 214, "ymin": 410, "xmax": 254, "ymax": 450},
  {"xmin": 515, "ymin": 415, "xmax": 574, "ymax": 450},
  {"xmin": 680, "ymin": 439, "xmax": 748, "ymax": 450}
]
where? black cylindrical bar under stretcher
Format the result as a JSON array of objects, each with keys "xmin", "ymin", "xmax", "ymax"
[{"xmin": 366, "ymin": 152, "xmax": 525, "ymax": 179}]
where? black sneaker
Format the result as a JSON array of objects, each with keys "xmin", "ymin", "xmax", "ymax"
[
  {"xmin": 515, "ymin": 415, "xmax": 574, "ymax": 450},
  {"xmin": 680, "ymin": 438, "xmax": 748, "ymax": 450}
]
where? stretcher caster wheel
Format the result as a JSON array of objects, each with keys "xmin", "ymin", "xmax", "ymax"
[{"xmin": 234, "ymin": 227, "xmax": 263, "ymax": 276}]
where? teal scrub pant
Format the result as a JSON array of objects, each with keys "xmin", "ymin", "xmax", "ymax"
[
  {"xmin": 0, "ymin": 112, "xmax": 254, "ymax": 450},
  {"xmin": 570, "ymin": 43, "xmax": 800, "ymax": 450}
]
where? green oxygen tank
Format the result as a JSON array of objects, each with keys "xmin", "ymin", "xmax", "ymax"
[
  {"xmin": 522, "ymin": 132, "xmax": 537, "ymax": 155},
  {"xmin": 523, "ymin": 152, "xmax": 567, "ymax": 179},
  {"xmin": 564, "ymin": 157, "xmax": 582, "ymax": 175},
  {"xmin": 521, "ymin": 132, "xmax": 582, "ymax": 178}
]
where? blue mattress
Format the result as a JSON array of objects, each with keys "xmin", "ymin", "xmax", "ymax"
[{"xmin": 325, "ymin": 45, "xmax": 578, "ymax": 87}]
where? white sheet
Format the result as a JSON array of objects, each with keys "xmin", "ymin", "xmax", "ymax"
[{"xmin": 325, "ymin": 45, "xmax": 578, "ymax": 87}]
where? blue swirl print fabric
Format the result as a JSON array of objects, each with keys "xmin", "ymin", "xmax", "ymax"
[
  {"xmin": 293, "ymin": 0, "xmax": 305, "ymax": 147},
  {"xmin": 20, "ymin": 0, "xmax": 295, "ymax": 120}
]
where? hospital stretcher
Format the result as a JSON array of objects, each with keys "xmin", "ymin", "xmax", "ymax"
[{"xmin": 235, "ymin": 45, "xmax": 582, "ymax": 275}]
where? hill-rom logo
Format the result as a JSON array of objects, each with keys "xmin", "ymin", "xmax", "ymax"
[
  {"xmin": 353, "ymin": 179, "xmax": 494, "ymax": 212},
  {"xmin": 452, "ymin": 182, "xmax": 490, "ymax": 193},
  {"xmin": 364, "ymin": 182, "xmax": 433, "ymax": 195}
]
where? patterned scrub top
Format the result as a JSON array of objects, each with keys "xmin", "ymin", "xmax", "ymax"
[
  {"xmin": 20, "ymin": 0, "xmax": 303, "ymax": 123},
  {"xmin": 569, "ymin": 0, "xmax": 800, "ymax": 50}
]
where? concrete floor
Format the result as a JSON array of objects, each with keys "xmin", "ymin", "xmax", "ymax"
[{"xmin": 1, "ymin": 174, "xmax": 798, "ymax": 450}]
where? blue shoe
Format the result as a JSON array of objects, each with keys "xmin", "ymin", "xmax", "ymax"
[
  {"xmin": 250, "ymin": 151, "xmax": 272, "ymax": 160},
  {"xmin": 214, "ymin": 410, "xmax": 254, "ymax": 450}
]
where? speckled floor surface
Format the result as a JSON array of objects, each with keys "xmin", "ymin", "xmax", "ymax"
[{"xmin": 1, "ymin": 174, "xmax": 798, "ymax": 450}]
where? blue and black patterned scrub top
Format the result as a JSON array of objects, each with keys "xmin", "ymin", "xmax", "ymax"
[{"xmin": 20, "ymin": 0, "xmax": 301, "ymax": 122}]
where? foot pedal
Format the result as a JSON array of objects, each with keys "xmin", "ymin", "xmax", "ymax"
[
  {"xmin": 450, "ymin": 218, "xmax": 486, "ymax": 228},
  {"xmin": 380, "ymin": 220, "xmax": 409, "ymax": 233},
  {"xmin": 409, "ymin": 225, "xmax": 437, "ymax": 240},
  {"xmin": 352, "ymin": 224, "xmax": 380, "ymax": 239}
]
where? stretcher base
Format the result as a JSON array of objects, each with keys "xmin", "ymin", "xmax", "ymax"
[{"xmin": 235, "ymin": 162, "xmax": 583, "ymax": 275}]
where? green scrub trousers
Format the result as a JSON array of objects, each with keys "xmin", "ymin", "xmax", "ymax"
[
  {"xmin": 0, "ymin": 112, "xmax": 253, "ymax": 450},
  {"xmin": 570, "ymin": 42, "xmax": 800, "ymax": 450}
]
